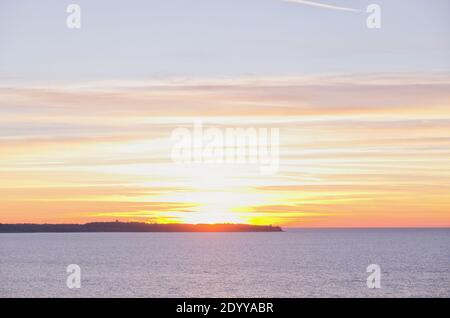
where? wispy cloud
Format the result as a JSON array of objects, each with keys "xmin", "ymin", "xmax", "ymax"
[
  {"xmin": 283, "ymin": 0, "xmax": 362, "ymax": 12},
  {"xmin": 1, "ymin": 73, "xmax": 449, "ymax": 226}
]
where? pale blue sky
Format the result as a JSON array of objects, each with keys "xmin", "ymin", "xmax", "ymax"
[{"xmin": 0, "ymin": 0, "xmax": 449, "ymax": 82}]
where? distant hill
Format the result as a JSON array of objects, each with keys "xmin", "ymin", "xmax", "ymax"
[{"xmin": 0, "ymin": 222, "xmax": 283, "ymax": 233}]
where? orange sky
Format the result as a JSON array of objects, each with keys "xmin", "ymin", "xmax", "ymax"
[{"xmin": 1, "ymin": 74, "xmax": 449, "ymax": 227}]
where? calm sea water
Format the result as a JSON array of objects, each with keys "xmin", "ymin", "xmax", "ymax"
[{"xmin": 0, "ymin": 229, "xmax": 449, "ymax": 297}]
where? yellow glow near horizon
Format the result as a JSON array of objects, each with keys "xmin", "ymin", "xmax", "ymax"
[{"xmin": 1, "ymin": 75, "xmax": 450, "ymax": 227}]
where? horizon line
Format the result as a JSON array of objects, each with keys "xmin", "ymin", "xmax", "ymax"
[{"xmin": 1, "ymin": 221, "xmax": 448, "ymax": 229}]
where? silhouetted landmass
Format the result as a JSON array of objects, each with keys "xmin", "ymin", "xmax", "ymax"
[{"xmin": 0, "ymin": 221, "xmax": 283, "ymax": 233}]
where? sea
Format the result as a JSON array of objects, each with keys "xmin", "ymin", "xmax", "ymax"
[{"xmin": 0, "ymin": 229, "xmax": 449, "ymax": 297}]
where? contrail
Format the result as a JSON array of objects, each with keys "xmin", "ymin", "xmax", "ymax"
[{"xmin": 283, "ymin": 0, "xmax": 362, "ymax": 12}]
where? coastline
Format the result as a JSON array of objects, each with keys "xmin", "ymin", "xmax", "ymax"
[{"xmin": 0, "ymin": 221, "xmax": 283, "ymax": 233}]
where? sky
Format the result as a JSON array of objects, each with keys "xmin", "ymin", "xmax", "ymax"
[{"xmin": 0, "ymin": 0, "xmax": 449, "ymax": 227}]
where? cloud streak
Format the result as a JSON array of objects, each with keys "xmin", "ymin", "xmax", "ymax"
[
  {"xmin": 283, "ymin": 0, "xmax": 362, "ymax": 12},
  {"xmin": 1, "ymin": 73, "xmax": 449, "ymax": 226}
]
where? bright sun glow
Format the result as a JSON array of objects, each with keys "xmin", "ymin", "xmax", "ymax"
[{"xmin": 154, "ymin": 163, "xmax": 275, "ymax": 224}]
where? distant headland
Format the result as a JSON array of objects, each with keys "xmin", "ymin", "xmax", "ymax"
[{"xmin": 0, "ymin": 221, "xmax": 283, "ymax": 233}]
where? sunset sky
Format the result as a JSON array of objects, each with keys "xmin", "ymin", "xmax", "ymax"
[{"xmin": 0, "ymin": 0, "xmax": 449, "ymax": 227}]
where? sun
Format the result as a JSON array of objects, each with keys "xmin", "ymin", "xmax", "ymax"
[{"xmin": 154, "ymin": 163, "xmax": 270, "ymax": 224}]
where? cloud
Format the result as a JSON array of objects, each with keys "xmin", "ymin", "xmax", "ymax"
[
  {"xmin": 283, "ymin": 0, "xmax": 362, "ymax": 12},
  {"xmin": 1, "ymin": 73, "xmax": 449, "ymax": 226}
]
